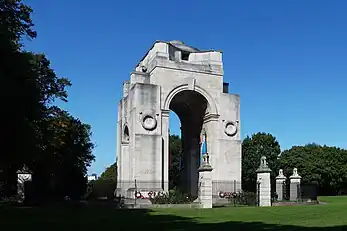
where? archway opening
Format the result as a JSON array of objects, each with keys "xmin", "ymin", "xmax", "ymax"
[
  {"xmin": 168, "ymin": 111, "xmax": 181, "ymax": 190},
  {"xmin": 123, "ymin": 125, "xmax": 129, "ymax": 143},
  {"xmin": 168, "ymin": 90, "xmax": 208, "ymax": 198}
]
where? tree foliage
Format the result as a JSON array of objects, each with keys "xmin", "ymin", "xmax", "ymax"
[
  {"xmin": 30, "ymin": 108, "xmax": 94, "ymax": 200},
  {"xmin": 279, "ymin": 144, "xmax": 347, "ymax": 195},
  {"xmin": 169, "ymin": 134, "xmax": 182, "ymax": 189},
  {"xmin": 242, "ymin": 132, "xmax": 281, "ymax": 192},
  {"xmin": 99, "ymin": 162, "xmax": 117, "ymax": 182},
  {"xmin": 89, "ymin": 163, "xmax": 117, "ymax": 200},
  {"xmin": 0, "ymin": 0, "xmax": 37, "ymax": 50},
  {"xmin": 4, "ymin": 0, "xmax": 345, "ymax": 201},
  {"xmin": 1, "ymin": 0, "xmax": 95, "ymax": 201}
]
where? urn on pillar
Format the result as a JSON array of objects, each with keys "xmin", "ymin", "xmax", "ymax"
[
  {"xmin": 275, "ymin": 169, "xmax": 286, "ymax": 201},
  {"xmin": 289, "ymin": 168, "xmax": 301, "ymax": 201},
  {"xmin": 16, "ymin": 166, "xmax": 32, "ymax": 203}
]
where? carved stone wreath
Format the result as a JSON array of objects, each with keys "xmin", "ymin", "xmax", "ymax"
[
  {"xmin": 142, "ymin": 114, "xmax": 157, "ymax": 131},
  {"xmin": 224, "ymin": 120, "xmax": 238, "ymax": 136}
]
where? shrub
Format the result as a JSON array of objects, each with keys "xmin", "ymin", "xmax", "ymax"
[
  {"xmin": 85, "ymin": 180, "xmax": 117, "ymax": 200},
  {"xmin": 229, "ymin": 191, "xmax": 257, "ymax": 206},
  {"xmin": 150, "ymin": 188, "xmax": 193, "ymax": 204},
  {"xmin": 0, "ymin": 195, "xmax": 21, "ymax": 206}
]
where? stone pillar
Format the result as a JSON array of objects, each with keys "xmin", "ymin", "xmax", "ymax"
[
  {"xmin": 289, "ymin": 168, "xmax": 301, "ymax": 201},
  {"xmin": 256, "ymin": 156, "xmax": 272, "ymax": 207},
  {"xmin": 197, "ymin": 153, "xmax": 213, "ymax": 208},
  {"xmin": 275, "ymin": 169, "xmax": 286, "ymax": 201},
  {"xmin": 17, "ymin": 168, "xmax": 32, "ymax": 203},
  {"xmin": 162, "ymin": 109, "xmax": 170, "ymax": 192},
  {"xmin": 189, "ymin": 137, "xmax": 199, "ymax": 198}
]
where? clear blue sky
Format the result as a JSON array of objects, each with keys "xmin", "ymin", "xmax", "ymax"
[{"xmin": 24, "ymin": 0, "xmax": 347, "ymax": 175}]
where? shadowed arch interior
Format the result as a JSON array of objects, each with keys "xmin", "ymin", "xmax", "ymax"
[
  {"xmin": 169, "ymin": 90, "xmax": 208, "ymax": 197},
  {"xmin": 123, "ymin": 125, "xmax": 129, "ymax": 143}
]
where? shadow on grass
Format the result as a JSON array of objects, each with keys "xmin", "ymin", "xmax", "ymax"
[{"xmin": 0, "ymin": 203, "xmax": 346, "ymax": 231}]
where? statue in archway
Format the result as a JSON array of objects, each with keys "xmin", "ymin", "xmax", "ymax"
[{"xmin": 200, "ymin": 129, "xmax": 207, "ymax": 165}]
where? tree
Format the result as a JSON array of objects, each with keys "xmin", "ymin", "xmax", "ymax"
[
  {"xmin": 169, "ymin": 134, "xmax": 182, "ymax": 189},
  {"xmin": 3, "ymin": 50, "xmax": 73, "ymax": 199},
  {"xmin": 90, "ymin": 163, "xmax": 117, "ymax": 200},
  {"xmin": 242, "ymin": 132, "xmax": 281, "ymax": 192},
  {"xmin": 0, "ymin": 0, "xmax": 37, "ymax": 50},
  {"xmin": 279, "ymin": 144, "xmax": 347, "ymax": 195},
  {"xmin": 1, "ymin": 0, "xmax": 95, "ymax": 201},
  {"xmin": 50, "ymin": 109, "xmax": 94, "ymax": 199},
  {"xmin": 99, "ymin": 162, "xmax": 117, "ymax": 182},
  {"xmin": 1, "ymin": 0, "xmax": 39, "ymax": 196},
  {"xmin": 28, "ymin": 109, "xmax": 94, "ymax": 200}
]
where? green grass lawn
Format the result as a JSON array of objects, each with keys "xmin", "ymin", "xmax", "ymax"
[{"xmin": 1, "ymin": 196, "xmax": 347, "ymax": 231}]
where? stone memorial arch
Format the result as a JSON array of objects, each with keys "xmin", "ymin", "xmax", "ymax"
[{"xmin": 116, "ymin": 40, "xmax": 241, "ymax": 198}]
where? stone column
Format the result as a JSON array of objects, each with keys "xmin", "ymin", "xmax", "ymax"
[
  {"xmin": 116, "ymin": 114, "xmax": 122, "ymax": 190},
  {"xmin": 179, "ymin": 122, "xmax": 190, "ymax": 194},
  {"xmin": 162, "ymin": 109, "xmax": 170, "ymax": 192},
  {"xmin": 189, "ymin": 137, "xmax": 199, "ymax": 198},
  {"xmin": 256, "ymin": 156, "xmax": 272, "ymax": 207},
  {"xmin": 197, "ymin": 153, "xmax": 213, "ymax": 208},
  {"xmin": 289, "ymin": 168, "xmax": 301, "ymax": 201},
  {"xmin": 17, "ymin": 168, "xmax": 32, "ymax": 203},
  {"xmin": 275, "ymin": 169, "xmax": 286, "ymax": 201}
]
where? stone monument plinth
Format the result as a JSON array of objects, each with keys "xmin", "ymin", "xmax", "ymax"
[
  {"xmin": 275, "ymin": 169, "xmax": 286, "ymax": 201},
  {"xmin": 289, "ymin": 168, "xmax": 301, "ymax": 201},
  {"xmin": 17, "ymin": 167, "xmax": 32, "ymax": 203},
  {"xmin": 256, "ymin": 156, "xmax": 272, "ymax": 207},
  {"xmin": 197, "ymin": 153, "xmax": 213, "ymax": 208}
]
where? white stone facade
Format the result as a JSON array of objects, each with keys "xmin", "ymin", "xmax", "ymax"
[{"xmin": 116, "ymin": 40, "xmax": 241, "ymax": 198}]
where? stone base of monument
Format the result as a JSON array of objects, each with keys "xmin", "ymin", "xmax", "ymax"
[
  {"xmin": 125, "ymin": 188, "xmax": 136, "ymax": 199},
  {"xmin": 124, "ymin": 198, "xmax": 152, "ymax": 205},
  {"xmin": 124, "ymin": 203, "xmax": 200, "ymax": 209},
  {"xmin": 272, "ymin": 200, "xmax": 319, "ymax": 206},
  {"xmin": 124, "ymin": 188, "xmax": 163, "ymax": 205},
  {"xmin": 197, "ymin": 164, "xmax": 213, "ymax": 208},
  {"xmin": 212, "ymin": 196, "xmax": 231, "ymax": 206},
  {"xmin": 189, "ymin": 197, "xmax": 229, "ymax": 208}
]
